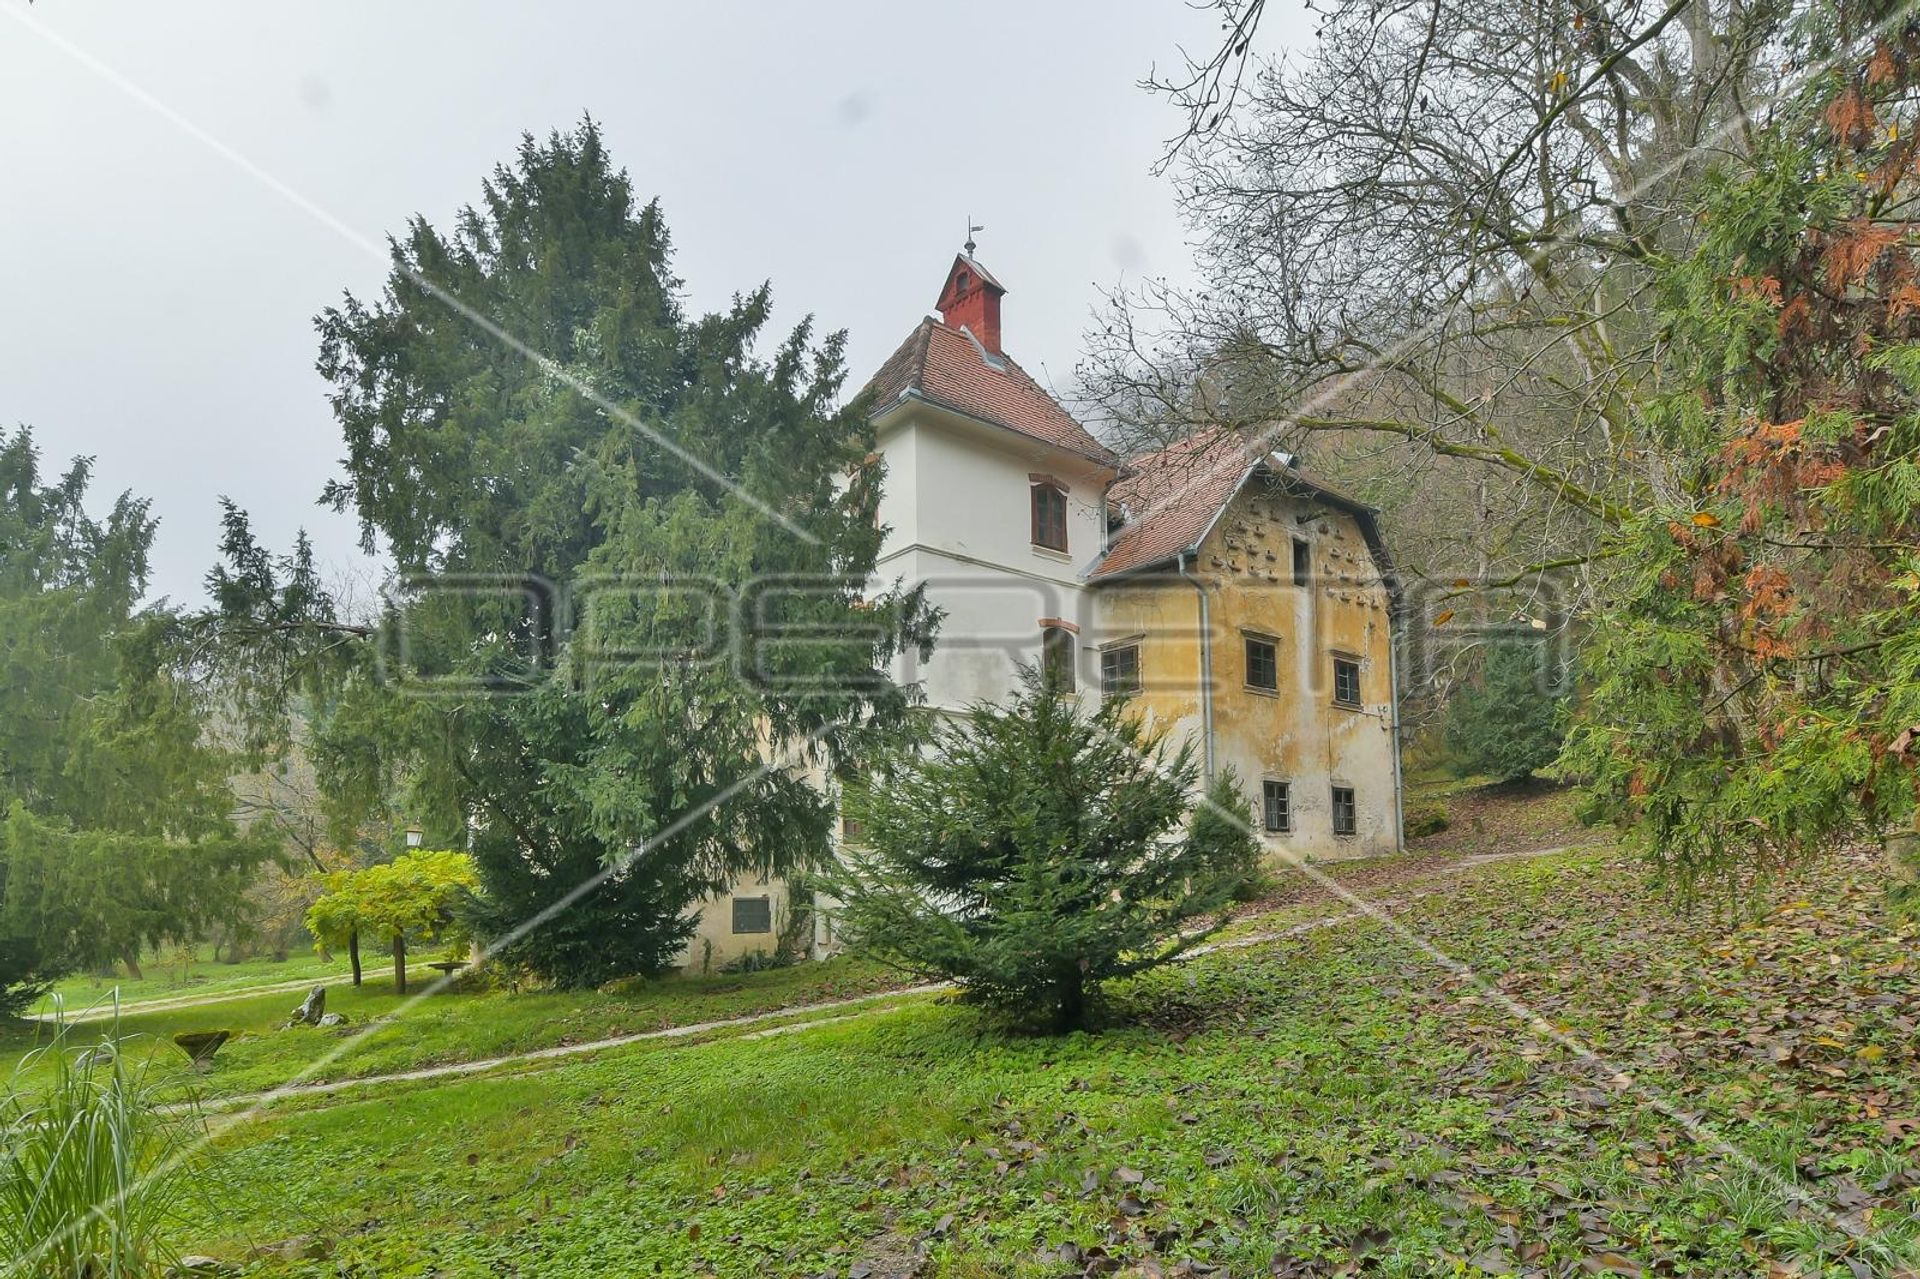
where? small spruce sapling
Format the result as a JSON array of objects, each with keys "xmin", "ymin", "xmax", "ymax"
[{"xmin": 821, "ymin": 666, "xmax": 1260, "ymax": 1031}]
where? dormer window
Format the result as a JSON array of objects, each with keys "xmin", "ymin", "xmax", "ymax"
[{"xmin": 1031, "ymin": 480, "xmax": 1068, "ymax": 552}]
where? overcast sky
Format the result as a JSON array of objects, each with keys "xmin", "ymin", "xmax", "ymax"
[{"xmin": 2, "ymin": 2, "xmax": 1306, "ymax": 605}]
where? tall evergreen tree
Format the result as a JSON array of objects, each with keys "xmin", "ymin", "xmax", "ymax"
[
  {"xmin": 293, "ymin": 121, "xmax": 933, "ymax": 984},
  {"xmin": 0, "ymin": 429, "xmax": 273, "ymax": 1013},
  {"xmin": 1444, "ymin": 638, "xmax": 1570, "ymax": 783}
]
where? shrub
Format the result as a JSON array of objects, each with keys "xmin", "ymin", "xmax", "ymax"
[
  {"xmin": 720, "ymin": 950, "xmax": 790, "ymax": 975},
  {"xmin": 1404, "ymin": 803, "xmax": 1451, "ymax": 839},
  {"xmin": 820, "ymin": 666, "xmax": 1261, "ymax": 1032},
  {"xmin": 0, "ymin": 1008, "xmax": 205, "ymax": 1278},
  {"xmin": 1889, "ymin": 832, "xmax": 1920, "ymax": 917},
  {"xmin": 1444, "ymin": 638, "xmax": 1571, "ymax": 782}
]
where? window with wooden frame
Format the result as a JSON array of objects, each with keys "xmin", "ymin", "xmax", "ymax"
[
  {"xmin": 1030, "ymin": 481, "xmax": 1069, "ymax": 552},
  {"xmin": 1244, "ymin": 633, "xmax": 1278, "ymax": 691},
  {"xmin": 840, "ymin": 810, "xmax": 866, "ymax": 844},
  {"xmin": 731, "ymin": 896, "xmax": 773, "ymax": 934},
  {"xmin": 1332, "ymin": 655, "xmax": 1362, "ymax": 707},
  {"xmin": 1042, "ymin": 625, "xmax": 1076, "ymax": 692},
  {"xmin": 1331, "ymin": 786, "xmax": 1357, "ymax": 836},
  {"xmin": 1100, "ymin": 643, "xmax": 1140, "ymax": 698},
  {"xmin": 1261, "ymin": 780, "xmax": 1291, "ymax": 833}
]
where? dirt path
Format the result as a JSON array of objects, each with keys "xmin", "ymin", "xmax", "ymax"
[{"xmin": 203, "ymin": 842, "xmax": 1593, "ymax": 1117}]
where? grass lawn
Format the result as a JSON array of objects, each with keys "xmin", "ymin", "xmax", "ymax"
[
  {"xmin": 2, "ymin": 957, "xmax": 909, "ymax": 1103},
  {"xmin": 163, "ymin": 842, "xmax": 1919, "ymax": 1278},
  {"xmin": 1400, "ymin": 777, "xmax": 1591, "ymax": 856},
  {"xmin": 2, "ymin": 815, "xmax": 1571, "ymax": 1104},
  {"xmin": 38, "ymin": 945, "xmax": 353, "ymax": 1013}
]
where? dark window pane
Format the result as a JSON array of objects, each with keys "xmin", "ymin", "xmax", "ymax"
[
  {"xmin": 1043, "ymin": 626, "xmax": 1076, "ymax": 692},
  {"xmin": 731, "ymin": 896, "xmax": 773, "ymax": 934},
  {"xmin": 1292, "ymin": 538, "xmax": 1311, "ymax": 587},
  {"xmin": 1262, "ymin": 780, "xmax": 1290, "ymax": 832},
  {"xmin": 1333, "ymin": 657, "xmax": 1361, "ymax": 706},
  {"xmin": 1031, "ymin": 484, "xmax": 1068, "ymax": 551},
  {"xmin": 1331, "ymin": 787, "xmax": 1357, "ymax": 836},
  {"xmin": 1101, "ymin": 643, "xmax": 1140, "ymax": 697},
  {"xmin": 1245, "ymin": 636, "xmax": 1278, "ymax": 690}
]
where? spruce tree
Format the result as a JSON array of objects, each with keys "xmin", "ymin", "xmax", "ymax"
[
  {"xmin": 822, "ymin": 667, "xmax": 1260, "ymax": 1032},
  {"xmin": 287, "ymin": 121, "xmax": 933, "ymax": 985},
  {"xmin": 1444, "ymin": 638, "xmax": 1569, "ymax": 783},
  {"xmin": 0, "ymin": 430, "xmax": 274, "ymax": 1012}
]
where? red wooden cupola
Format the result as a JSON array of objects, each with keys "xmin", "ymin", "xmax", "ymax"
[{"xmin": 935, "ymin": 253, "xmax": 1006, "ymax": 355}]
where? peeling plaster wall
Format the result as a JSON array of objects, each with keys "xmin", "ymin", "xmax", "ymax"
[{"xmin": 1095, "ymin": 479, "xmax": 1400, "ymax": 860}]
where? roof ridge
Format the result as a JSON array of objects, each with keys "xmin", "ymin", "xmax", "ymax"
[{"xmin": 859, "ymin": 316, "xmax": 1118, "ymax": 468}]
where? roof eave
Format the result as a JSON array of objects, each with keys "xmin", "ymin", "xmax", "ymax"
[
  {"xmin": 889, "ymin": 388, "xmax": 1123, "ymax": 473},
  {"xmin": 1090, "ymin": 462, "xmax": 1403, "ymax": 599},
  {"xmin": 1085, "ymin": 553, "xmax": 1183, "ymax": 584}
]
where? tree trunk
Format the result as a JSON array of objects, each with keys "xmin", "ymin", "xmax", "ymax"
[
  {"xmin": 1055, "ymin": 975, "xmax": 1088, "ymax": 1033},
  {"xmin": 348, "ymin": 929, "xmax": 362, "ymax": 986},
  {"xmin": 1886, "ymin": 831, "xmax": 1920, "ymax": 893},
  {"xmin": 121, "ymin": 950, "xmax": 144, "ymax": 982},
  {"xmin": 392, "ymin": 933, "xmax": 407, "ymax": 995}
]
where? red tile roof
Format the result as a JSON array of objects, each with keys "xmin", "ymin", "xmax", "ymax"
[
  {"xmin": 862, "ymin": 318, "xmax": 1118, "ymax": 466},
  {"xmin": 1089, "ymin": 429, "xmax": 1253, "ymax": 579},
  {"xmin": 1090, "ymin": 428, "xmax": 1396, "ymax": 591}
]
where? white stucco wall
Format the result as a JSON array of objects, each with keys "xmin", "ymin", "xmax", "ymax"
[{"xmin": 872, "ymin": 401, "xmax": 1114, "ymax": 713}]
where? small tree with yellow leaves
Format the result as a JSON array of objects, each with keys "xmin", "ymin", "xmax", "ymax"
[{"xmin": 305, "ymin": 851, "xmax": 479, "ymax": 994}]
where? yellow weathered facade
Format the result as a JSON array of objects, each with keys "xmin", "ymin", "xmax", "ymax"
[{"xmin": 1091, "ymin": 465, "xmax": 1401, "ymax": 859}]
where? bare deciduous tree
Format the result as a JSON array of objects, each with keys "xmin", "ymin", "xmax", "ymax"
[{"xmin": 1086, "ymin": 0, "xmax": 1791, "ymax": 600}]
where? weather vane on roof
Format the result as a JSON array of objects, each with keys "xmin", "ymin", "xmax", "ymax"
[{"xmin": 964, "ymin": 216, "xmax": 984, "ymax": 257}]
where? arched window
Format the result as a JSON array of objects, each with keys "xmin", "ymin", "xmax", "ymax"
[
  {"xmin": 1042, "ymin": 625, "xmax": 1076, "ymax": 693},
  {"xmin": 1031, "ymin": 481, "xmax": 1068, "ymax": 552}
]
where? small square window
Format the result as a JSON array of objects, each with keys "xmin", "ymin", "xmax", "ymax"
[
  {"xmin": 1292, "ymin": 538, "xmax": 1311, "ymax": 587},
  {"xmin": 1261, "ymin": 780, "xmax": 1291, "ymax": 833},
  {"xmin": 840, "ymin": 812, "xmax": 866, "ymax": 843},
  {"xmin": 1031, "ymin": 483, "xmax": 1068, "ymax": 552},
  {"xmin": 1245, "ymin": 635, "xmax": 1278, "ymax": 691},
  {"xmin": 1331, "ymin": 786, "xmax": 1357, "ymax": 836},
  {"xmin": 1101, "ymin": 643, "xmax": 1140, "ymax": 697},
  {"xmin": 1333, "ymin": 656, "xmax": 1361, "ymax": 707},
  {"xmin": 731, "ymin": 896, "xmax": 773, "ymax": 934}
]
